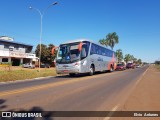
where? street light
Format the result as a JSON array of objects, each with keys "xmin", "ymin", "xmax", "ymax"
[{"xmin": 29, "ymin": 2, "xmax": 58, "ymax": 72}]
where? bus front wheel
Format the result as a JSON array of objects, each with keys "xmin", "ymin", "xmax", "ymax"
[
  {"xmin": 89, "ymin": 65, "xmax": 94, "ymax": 76},
  {"xmin": 69, "ymin": 73, "xmax": 76, "ymax": 77}
]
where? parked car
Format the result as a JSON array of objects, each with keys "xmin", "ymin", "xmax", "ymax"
[
  {"xmin": 35, "ymin": 63, "xmax": 51, "ymax": 68},
  {"xmin": 22, "ymin": 63, "xmax": 35, "ymax": 69},
  {"xmin": 116, "ymin": 63, "xmax": 126, "ymax": 71},
  {"xmin": 40, "ymin": 63, "xmax": 50, "ymax": 68},
  {"xmin": 126, "ymin": 63, "xmax": 135, "ymax": 69}
]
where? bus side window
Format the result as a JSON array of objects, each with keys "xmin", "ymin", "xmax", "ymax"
[
  {"xmin": 107, "ymin": 49, "xmax": 109, "ymax": 56},
  {"xmin": 90, "ymin": 44, "xmax": 95, "ymax": 55},
  {"xmin": 99, "ymin": 46, "xmax": 102, "ymax": 55},
  {"xmin": 96, "ymin": 45, "xmax": 99, "ymax": 54},
  {"xmin": 98, "ymin": 46, "xmax": 101, "ymax": 55},
  {"xmin": 102, "ymin": 48, "xmax": 105, "ymax": 56}
]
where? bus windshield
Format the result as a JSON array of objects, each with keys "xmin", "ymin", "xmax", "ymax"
[{"xmin": 56, "ymin": 43, "xmax": 80, "ymax": 64}]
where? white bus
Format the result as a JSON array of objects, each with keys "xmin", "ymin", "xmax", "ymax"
[{"xmin": 52, "ymin": 39, "xmax": 117, "ymax": 76}]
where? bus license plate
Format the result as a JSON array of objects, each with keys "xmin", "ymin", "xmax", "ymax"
[{"xmin": 63, "ymin": 70, "xmax": 68, "ymax": 73}]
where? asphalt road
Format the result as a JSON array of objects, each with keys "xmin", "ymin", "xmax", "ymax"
[{"xmin": 0, "ymin": 66, "xmax": 149, "ymax": 120}]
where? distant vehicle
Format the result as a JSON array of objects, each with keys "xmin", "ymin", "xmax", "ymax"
[
  {"xmin": 136, "ymin": 64, "xmax": 141, "ymax": 68},
  {"xmin": 22, "ymin": 63, "xmax": 35, "ymax": 69},
  {"xmin": 52, "ymin": 39, "xmax": 117, "ymax": 76},
  {"xmin": 116, "ymin": 63, "xmax": 126, "ymax": 71},
  {"xmin": 126, "ymin": 63, "xmax": 135, "ymax": 69}
]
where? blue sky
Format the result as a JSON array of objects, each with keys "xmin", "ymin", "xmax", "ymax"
[{"xmin": 0, "ymin": 0, "xmax": 160, "ymax": 63}]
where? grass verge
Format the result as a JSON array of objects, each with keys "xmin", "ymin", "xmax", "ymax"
[
  {"xmin": 0, "ymin": 68, "xmax": 57, "ymax": 82},
  {"xmin": 155, "ymin": 64, "xmax": 160, "ymax": 71}
]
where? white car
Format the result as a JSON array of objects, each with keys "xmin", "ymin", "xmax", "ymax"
[
  {"xmin": 136, "ymin": 64, "xmax": 141, "ymax": 68},
  {"xmin": 22, "ymin": 63, "xmax": 35, "ymax": 69}
]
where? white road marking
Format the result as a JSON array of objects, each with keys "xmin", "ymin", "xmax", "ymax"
[
  {"xmin": 103, "ymin": 104, "xmax": 120, "ymax": 120},
  {"xmin": 135, "ymin": 66, "xmax": 149, "ymax": 85},
  {"xmin": 142, "ymin": 67, "xmax": 149, "ymax": 76}
]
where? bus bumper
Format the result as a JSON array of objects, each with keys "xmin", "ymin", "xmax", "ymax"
[{"xmin": 56, "ymin": 64, "xmax": 81, "ymax": 74}]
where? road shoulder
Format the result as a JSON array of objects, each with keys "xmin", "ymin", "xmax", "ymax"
[{"xmin": 122, "ymin": 65, "xmax": 160, "ymax": 111}]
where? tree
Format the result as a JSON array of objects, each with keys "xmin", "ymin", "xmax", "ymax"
[
  {"xmin": 99, "ymin": 32, "xmax": 119, "ymax": 50},
  {"xmin": 124, "ymin": 54, "xmax": 131, "ymax": 63},
  {"xmin": 35, "ymin": 44, "xmax": 48, "ymax": 63},
  {"xmin": 155, "ymin": 61, "xmax": 160, "ymax": 65},
  {"xmin": 116, "ymin": 49, "xmax": 123, "ymax": 63},
  {"xmin": 99, "ymin": 38, "xmax": 108, "ymax": 47},
  {"xmin": 35, "ymin": 43, "xmax": 56, "ymax": 64},
  {"xmin": 137, "ymin": 59, "xmax": 142, "ymax": 64},
  {"xmin": 106, "ymin": 32, "xmax": 119, "ymax": 50},
  {"xmin": 130, "ymin": 55, "xmax": 134, "ymax": 61},
  {"xmin": 47, "ymin": 44, "xmax": 56, "ymax": 64},
  {"xmin": 133, "ymin": 57, "xmax": 137, "ymax": 63}
]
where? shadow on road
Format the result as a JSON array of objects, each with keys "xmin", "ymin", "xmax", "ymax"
[
  {"xmin": 55, "ymin": 71, "xmax": 112, "ymax": 79},
  {"xmin": 0, "ymin": 99, "xmax": 7, "ymax": 110}
]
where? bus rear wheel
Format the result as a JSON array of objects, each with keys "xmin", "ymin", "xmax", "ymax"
[{"xmin": 110, "ymin": 65, "xmax": 114, "ymax": 72}]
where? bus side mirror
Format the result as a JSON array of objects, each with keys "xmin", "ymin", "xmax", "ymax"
[
  {"xmin": 51, "ymin": 46, "xmax": 58, "ymax": 55},
  {"xmin": 78, "ymin": 42, "xmax": 83, "ymax": 52}
]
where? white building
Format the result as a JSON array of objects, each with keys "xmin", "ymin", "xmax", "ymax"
[{"xmin": 0, "ymin": 36, "xmax": 37, "ymax": 66}]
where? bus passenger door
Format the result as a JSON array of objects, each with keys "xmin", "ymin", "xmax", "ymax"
[{"xmin": 80, "ymin": 44, "xmax": 89, "ymax": 73}]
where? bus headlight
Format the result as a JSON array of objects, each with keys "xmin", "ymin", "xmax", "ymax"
[{"xmin": 74, "ymin": 62, "xmax": 79, "ymax": 66}]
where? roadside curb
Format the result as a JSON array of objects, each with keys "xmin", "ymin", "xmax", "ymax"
[
  {"xmin": 0, "ymin": 67, "xmax": 143, "ymax": 85},
  {"xmin": 0, "ymin": 76, "xmax": 56, "ymax": 85}
]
